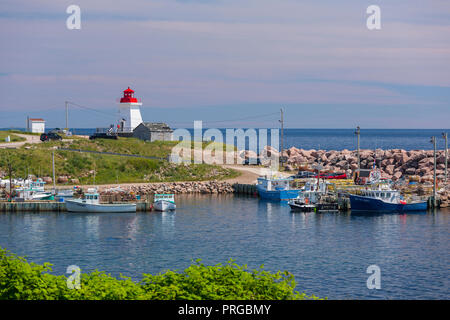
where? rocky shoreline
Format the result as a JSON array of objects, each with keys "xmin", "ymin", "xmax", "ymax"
[
  {"xmin": 281, "ymin": 147, "xmax": 447, "ymax": 183},
  {"xmin": 99, "ymin": 181, "xmax": 235, "ymax": 196}
]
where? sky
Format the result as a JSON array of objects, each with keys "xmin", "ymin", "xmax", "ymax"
[{"xmin": 0, "ymin": 0, "xmax": 449, "ymax": 129}]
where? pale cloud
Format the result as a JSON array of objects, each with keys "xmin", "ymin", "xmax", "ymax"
[{"xmin": 0, "ymin": 0, "xmax": 449, "ymax": 127}]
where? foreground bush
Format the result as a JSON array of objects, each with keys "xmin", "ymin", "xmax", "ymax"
[{"xmin": 0, "ymin": 248, "xmax": 321, "ymax": 300}]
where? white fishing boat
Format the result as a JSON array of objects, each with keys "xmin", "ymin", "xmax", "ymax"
[
  {"xmin": 288, "ymin": 179, "xmax": 330, "ymax": 211},
  {"xmin": 56, "ymin": 188, "xmax": 74, "ymax": 198},
  {"xmin": 15, "ymin": 178, "xmax": 54, "ymax": 200},
  {"xmin": 16, "ymin": 189, "xmax": 54, "ymax": 201},
  {"xmin": 65, "ymin": 188, "xmax": 136, "ymax": 213},
  {"xmin": 153, "ymin": 194, "xmax": 176, "ymax": 211}
]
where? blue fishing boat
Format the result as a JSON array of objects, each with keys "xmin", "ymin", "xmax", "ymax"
[
  {"xmin": 349, "ymin": 186, "xmax": 428, "ymax": 213},
  {"xmin": 256, "ymin": 176, "xmax": 300, "ymax": 201}
]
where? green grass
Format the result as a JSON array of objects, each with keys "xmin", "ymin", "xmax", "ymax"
[
  {"xmin": 0, "ymin": 137, "xmax": 240, "ymax": 184},
  {"xmin": 0, "ymin": 131, "xmax": 26, "ymax": 143},
  {"xmin": 5, "ymin": 130, "xmax": 40, "ymax": 136}
]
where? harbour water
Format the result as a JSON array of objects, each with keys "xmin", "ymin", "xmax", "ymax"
[{"xmin": 0, "ymin": 194, "xmax": 448, "ymax": 300}]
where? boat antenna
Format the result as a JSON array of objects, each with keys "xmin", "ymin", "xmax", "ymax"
[{"xmin": 52, "ymin": 151, "xmax": 56, "ymax": 195}]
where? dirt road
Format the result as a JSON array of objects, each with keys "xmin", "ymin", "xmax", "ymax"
[
  {"xmin": 222, "ymin": 164, "xmax": 291, "ymax": 184},
  {"xmin": 0, "ymin": 133, "xmax": 42, "ymax": 149}
]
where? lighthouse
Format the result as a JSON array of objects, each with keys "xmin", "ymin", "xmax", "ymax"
[{"xmin": 117, "ymin": 87, "xmax": 143, "ymax": 132}]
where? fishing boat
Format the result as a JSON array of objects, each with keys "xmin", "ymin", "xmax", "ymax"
[
  {"xmin": 256, "ymin": 175, "xmax": 300, "ymax": 201},
  {"xmin": 351, "ymin": 158, "xmax": 427, "ymax": 213},
  {"xmin": 16, "ymin": 189, "xmax": 54, "ymax": 201},
  {"xmin": 288, "ymin": 180, "xmax": 329, "ymax": 211},
  {"xmin": 54, "ymin": 188, "xmax": 75, "ymax": 202},
  {"xmin": 153, "ymin": 194, "xmax": 176, "ymax": 211},
  {"xmin": 349, "ymin": 184, "xmax": 427, "ymax": 213},
  {"xmin": 15, "ymin": 178, "xmax": 54, "ymax": 200},
  {"xmin": 65, "ymin": 188, "xmax": 136, "ymax": 213}
]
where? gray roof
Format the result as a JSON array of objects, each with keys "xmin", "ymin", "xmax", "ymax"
[{"xmin": 135, "ymin": 122, "xmax": 173, "ymax": 132}]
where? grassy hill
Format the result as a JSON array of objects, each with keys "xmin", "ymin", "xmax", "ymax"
[
  {"xmin": 0, "ymin": 131, "xmax": 26, "ymax": 143},
  {"xmin": 0, "ymin": 136, "xmax": 239, "ymax": 185}
]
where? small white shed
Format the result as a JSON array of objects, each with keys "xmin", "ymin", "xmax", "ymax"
[{"xmin": 28, "ymin": 118, "xmax": 45, "ymax": 133}]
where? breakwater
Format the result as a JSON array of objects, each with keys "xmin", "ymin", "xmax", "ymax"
[
  {"xmin": 278, "ymin": 148, "xmax": 449, "ymax": 207},
  {"xmin": 102, "ymin": 181, "xmax": 235, "ymax": 195},
  {"xmin": 281, "ymin": 148, "xmax": 447, "ymax": 182}
]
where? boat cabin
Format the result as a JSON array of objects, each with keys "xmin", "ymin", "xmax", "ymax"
[
  {"xmin": 154, "ymin": 194, "xmax": 175, "ymax": 203},
  {"xmin": 257, "ymin": 176, "xmax": 293, "ymax": 191},
  {"xmin": 359, "ymin": 188, "xmax": 401, "ymax": 204},
  {"xmin": 82, "ymin": 188, "xmax": 100, "ymax": 204},
  {"xmin": 30, "ymin": 178, "xmax": 46, "ymax": 192}
]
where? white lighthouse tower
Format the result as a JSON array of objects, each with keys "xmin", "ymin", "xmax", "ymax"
[{"xmin": 117, "ymin": 87, "xmax": 143, "ymax": 132}]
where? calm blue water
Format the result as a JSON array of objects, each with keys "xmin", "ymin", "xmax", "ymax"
[
  {"xmin": 0, "ymin": 194, "xmax": 448, "ymax": 300},
  {"xmin": 67, "ymin": 128, "xmax": 450, "ymax": 150},
  {"xmin": 3, "ymin": 128, "xmax": 448, "ymax": 150}
]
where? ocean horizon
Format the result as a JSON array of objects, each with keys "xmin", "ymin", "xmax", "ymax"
[{"xmin": 2, "ymin": 127, "xmax": 448, "ymax": 151}]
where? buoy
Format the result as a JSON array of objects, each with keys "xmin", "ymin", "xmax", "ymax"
[{"xmin": 400, "ymin": 200, "xmax": 406, "ymax": 205}]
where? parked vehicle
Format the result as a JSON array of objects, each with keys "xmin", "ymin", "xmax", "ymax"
[
  {"xmin": 49, "ymin": 128, "xmax": 66, "ymax": 134},
  {"xmin": 40, "ymin": 132, "xmax": 62, "ymax": 142},
  {"xmin": 243, "ymin": 158, "xmax": 262, "ymax": 165},
  {"xmin": 89, "ymin": 132, "xmax": 118, "ymax": 140},
  {"xmin": 315, "ymin": 172, "xmax": 347, "ymax": 179},
  {"xmin": 294, "ymin": 171, "xmax": 316, "ymax": 179}
]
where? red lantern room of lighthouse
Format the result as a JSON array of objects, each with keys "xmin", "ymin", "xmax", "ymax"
[{"xmin": 117, "ymin": 87, "xmax": 143, "ymax": 132}]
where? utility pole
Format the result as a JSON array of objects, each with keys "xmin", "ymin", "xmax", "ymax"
[
  {"xmin": 279, "ymin": 108, "xmax": 284, "ymax": 168},
  {"xmin": 52, "ymin": 151, "xmax": 56, "ymax": 194},
  {"xmin": 65, "ymin": 101, "xmax": 69, "ymax": 131},
  {"xmin": 93, "ymin": 161, "xmax": 96, "ymax": 186},
  {"xmin": 443, "ymin": 132, "xmax": 448, "ymax": 184},
  {"xmin": 355, "ymin": 126, "xmax": 361, "ymax": 177},
  {"xmin": 431, "ymin": 136, "xmax": 437, "ymax": 208},
  {"xmin": 6, "ymin": 153, "xmax": 14, "ymax": 202}
]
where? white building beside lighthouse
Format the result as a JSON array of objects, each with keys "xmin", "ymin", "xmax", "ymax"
[{"xmin": 117, "ymin": 87, "xmax": 143, "ymax": 132}]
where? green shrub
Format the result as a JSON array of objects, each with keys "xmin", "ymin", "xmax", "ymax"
[{"xmin": 0, "ymin": 248, "xmax": 322, "ymax": 300}]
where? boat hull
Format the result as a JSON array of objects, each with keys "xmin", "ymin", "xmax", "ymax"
[
  {"xmin": 153, "ymin": 200, "xmax": 176, "ymax": 212},
  {"xmin": 31, "ymin": 193, "xmax": 54, "ymax": 200},
  {"xmin": 65, "ymin": 200, "xmax": 136, "ymax": 213},
  {"xmin": 257, "ymin": 188, "xmax": 300, "ymax": 201},
  {"xmin": 349, "ymin": 194, "xmax": 427, "ymax": 213},
  {"xmin": 289, "ymin": 203, "xmax": 316, "ymax": 212}
]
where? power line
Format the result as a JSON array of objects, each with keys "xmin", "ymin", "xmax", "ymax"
[
  {"xmin": 66, "ymin": 101, "xmax": 118, "ymax": 119},
  {"xmin": 165, "ymin": 112, "xmax": 280, "ymax": 126},
  {"xmin": 203, "ymin": 112, "xmax": 279, "ymax": 124}
]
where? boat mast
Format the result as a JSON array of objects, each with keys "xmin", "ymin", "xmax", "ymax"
[
  {"xmin": 355, "ymin": 126, "xmax": 360, "ymax": 178},
  {"xmin": 279, "ymin": 108, "xmax": 284, "ymax": 169},
  {"xmin": 443, "ymin": 132, "xmax": 448, "ymax": 184},
  {"xmin": 65, "ymin": 101, "xmax": 69, "ymax": 132},
  {"xmin": 93, "ymin": 161, "xmax": 96, "ymax": 187},
  {"xmin": 431, "ymin": 136, "xmax": 437, "ymax": 208},
  {"xmin": 52, "ymin": 151, "xmax": 56, "ymax": 194}
]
